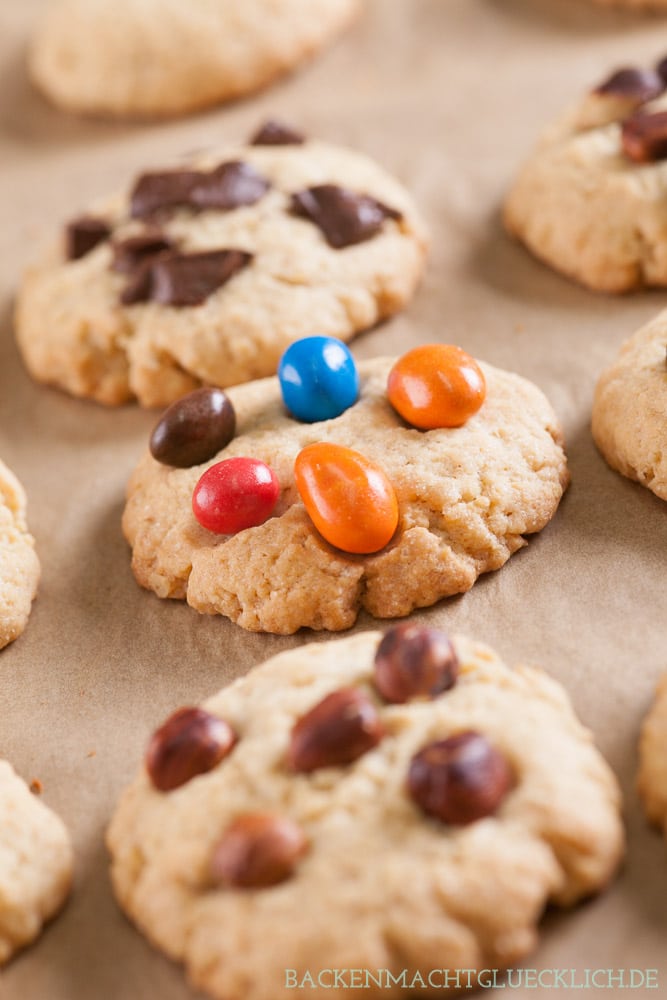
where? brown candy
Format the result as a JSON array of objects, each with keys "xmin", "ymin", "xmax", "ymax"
[
  {"xmin": 291, "ymin": 185, "xmax": 402, "ymax": 248},
  {"xmin": 150, "ymin": 248, "xmax": 252, "ymax": 306},
  {"xmin": 621, "ymin": 111, "xmax": 667, "ymax": 163},
  {"xmin": 250, "ymin": 120, "xmax": 306, "ymax": 146},
  {"xmin": 288, "ymin": 687, "xmax": 384, "ymax": 773},
  {"xmin": 408, "ymin": 731, "xmax": 513, "ymax": 826},
  {"xmin": 373, "ymin": 624, "xmax": 459, "ymax": 704},
  {"xmin": 149, "ymin": 387, "xmax": 236, "ymax": 468},
  {"xmin": 146, "ymin": 706, "xmax": 237, "ymax": 792},
  {"xmin": 594, "ymin": 67, "xmax": 665, "ymax": 103},
  {"xmin": 210, "ymin": 813, "xmax": 308, "ymax": 889},
  {"xmin": 65, "ymin": 216, "xmax": 111, "ymax": 261},
  {"xmin": 189, "ymin": 161, "xmax": 270, "ymax": 211},
  {"xmin": 130, "ymin": 162, "xmax": 270, "ymax": 218}
]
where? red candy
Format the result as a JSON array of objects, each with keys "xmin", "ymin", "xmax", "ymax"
[
  {"xmin": 387, "ymin": 344, "xmax": 486, "ymax": 430},
  {"xmin": 192, "ymin": 457, "xmax": 280, "ymax": 534}
]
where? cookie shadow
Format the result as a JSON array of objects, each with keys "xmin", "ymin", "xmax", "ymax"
[
  {"xmin": 466, "ymin": 204, "xmax": 667, "ymax": 315},
  {"xmin": 480, "ymin": 0, "xmax": 665, "ymax": 34}
]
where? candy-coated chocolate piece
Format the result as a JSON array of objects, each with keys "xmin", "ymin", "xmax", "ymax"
[
  {"xmin": 278, "ymin": 336, "xmax": 359, "ymax": 423},
  {"xmin": 387, "ymin": 344, "xmax": 486, "ymax": 430},
  {"xmin": 192, "ymin": 457, "xmax": 280, "ymax": 534},
  {"xmin": 150, "ymin": 387, "xmax": 236, "ymax": 468},
  {"xmin": 294, "ymin": 442, "xmax": 398, "ymax": 554}
]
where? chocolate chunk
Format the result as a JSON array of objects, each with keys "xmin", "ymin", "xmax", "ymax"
[
  {"xmin": 150, "ymin": 387, "xmax": 236, "ymax": 468},
  {"xmin": 111, "ymin": 230, "xmax": 174, "ymax": 274},
  {"xmin": 621, "ymin": 111, "xmax": 667, "ymax": 163},
  {"xmin": 151, "ymin": 249, "xmax": 252, "ymax": 306},
  {"xmin": 408, "ymin": 731, "xmax": 514, "ymax": 826},
  {"xmin": 291, "ymin": 185, "xmax": 402, "ymax": 248},
  {"xmin": 250, "ymin": 120, "xmax": 306, "ymax": 146},
  {"xmin": 65, "ymin": 216, "xmax": 111, "ymax": 260},
  {"xmin": 656, "ymin": 56, "xmax": 667, "ymax": 85},
  {"xmin": 130, "ymin": 169, "xmax": 202, "ymax": 218},
  {"xmin": 189, "ymin": 161, "xmax": 270, "ymax": 211},
  {"xmin": 594, "ymin": 67, "xmax": 665, "ymax": 103}
]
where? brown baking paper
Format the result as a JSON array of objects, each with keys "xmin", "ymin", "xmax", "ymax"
[{"xmin": 1, "ymin": 0, "xmax": 666, "ymax": 997}]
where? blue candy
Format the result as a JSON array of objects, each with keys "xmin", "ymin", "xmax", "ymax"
[{"xmin": 278, "ymin": 336, "xmax": 359, "ymax": 423}]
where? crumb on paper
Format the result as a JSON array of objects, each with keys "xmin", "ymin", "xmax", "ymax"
[{"xmin": 30, "ymin": 778, "xmax": 43, "ymax": 794}]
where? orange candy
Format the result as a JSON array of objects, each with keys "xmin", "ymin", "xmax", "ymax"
[
  {"xmin": 294, "ymin": 443, "xmax": 399, "ymax": 555},
  {"xmin": 387, "ymin": 344, "xmax": 486, "ymax": 430}
]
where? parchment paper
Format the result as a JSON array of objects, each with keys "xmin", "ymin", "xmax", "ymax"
[{"xmin": 1, "ymin": 1, "xmax": 666, "ymax": 997}]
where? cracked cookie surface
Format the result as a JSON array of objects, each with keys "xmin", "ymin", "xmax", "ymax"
[
  {"xmin": 29, "ymin": 0, "xmax": 360, "ymax": 118},
  {"xmin": 592, "ymin": 311, "xmax": 667, "ymax": 501},
  {"xmin": 15, "ymin": 139, "xmax": 427, "ymax": 408},
  {"xmin": 504, "ymin": 80, "xmax": 667, "ymax": 292},
  {"xmin": 0, "ymin": 460, "xmax": 40, "ymax": 649},
  {"xmin": 0, "ymin": 760, "xmax": 73, "ymax": 965},
  {"xmin": 107, "ymin": 631, "xmax": 623, "ymax": 1000},
  {"xmin": 123, "ymin": 356, "xmax": 569, "ymax": 633}
]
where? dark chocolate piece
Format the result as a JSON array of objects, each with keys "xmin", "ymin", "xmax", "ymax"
[
  {"xmin": 250, "ymin": 120, "xmax": 306, "ymax": 146},
  {"xmin": 65, "ymin": 216, "xmax": 111, "ymax": 261},
  {"xmin": 112, "ymin": 231, "xmax": 174, "ymax": 274},
  {"xmin": 621, "ymin": 111, "xmax": 667, "ymax": 164},
  {"xmin": 150, "ymin": 249, "xmax": 252, "ymax": 307},
  {"xmin": 656, "ymin": 55, "xmax": 667, "ymax": 85},
  {"xmin": 291, "ymin": 185, "xmax": 402, "ymax": 248},
  {"xmin": 189, "ymin": 161, "xmax": 270, "ymax": 211},
  {"xmin": 130, "ymin": 170, "xmax": 202, "ymax": 218},
  {"xmin": 594, "ymin": 67, "xmax": 664, "ymax": 103}
]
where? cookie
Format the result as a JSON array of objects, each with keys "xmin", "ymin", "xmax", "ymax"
[
  {"xmin": 592, "ymin": 311, "xmax": 667, "ymax": 500},
  {"xmin": 15, "ymin": 129, "xmax": 427, "ymax": 408},
  {"xmin": 0, "ymin": 760, "xmax": 73, "ymax": 964},
  {"xmin": 28, "ymin": 0, "xmax": 359, "ymax": 119},
  {"xmin": 638, "ymin": 675, "xmax": 667, "ymax": 837},
  {"xmin": 123, "ymin": 347, "xmax": 569, "ymax": 634},
  {"xmin": 0, "ymin": 459, "xmax": 40, "ymax": 650},
  {"xmin": 107, "ymin": 628, "xmax": 624, "ymax": 1000},
  {"xmin": 503, "ymin": 54, "xmax": 667, "ymax": 292}
]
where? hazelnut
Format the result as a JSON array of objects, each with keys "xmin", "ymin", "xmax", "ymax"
[
  {"xmin": 146, "ymin": 706, "xmax": 237, "ymax": 792},
  {"xmin": 407, "ymin": 731, "xmax": 513, "ymax": 826},
  {"xmin": 211, "ymin": 813, "xmax": 308, "ymax": 889},
  {"xmin": 288, "ymin": 687, "xmax": 384, "ymax": 773},
  {"xmin": 373, "ymin": 624, "xmax": 459, "ymax": 703}
]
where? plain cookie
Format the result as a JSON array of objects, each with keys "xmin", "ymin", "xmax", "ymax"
[
  {"xmin": 638, "ymin": 675, "xmax": 667, "ymax": 837},
  {"xmin": 123, "ymin": 354, "xmax": 569, "ymax": 634},
  {"xmin": 0, "ymin": 459, "xmax": 40, "ymax": 650},
  {"xmin": 504, "ymin": 54, "xmax": 667, "ymax": 292},
  {"xmin": 29, "ymin": 0, "xmax": 360, "ymax": 118},
  {"xmin": 107, "ymin": 629, "xmax": 624, "ymax": 1000},
  {"xmin": 15, "ymin": 131, "xmax": 427, "ymax": 407},
  {"xmin": 592, "ymin": 311, "xmax": 667, "ymax": 500},
  {"xmin": 0, "ymin": 760, "xmax": 73, "ymax": 964}
]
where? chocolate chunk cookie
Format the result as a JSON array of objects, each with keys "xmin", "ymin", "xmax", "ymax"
[
  {"xmin": 15, "ymin": 132, "xmax": 427, "ymax": 407},
  {"xmin": 504, "ymin": 54, "xmax": 667, "ymax": 292}
]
